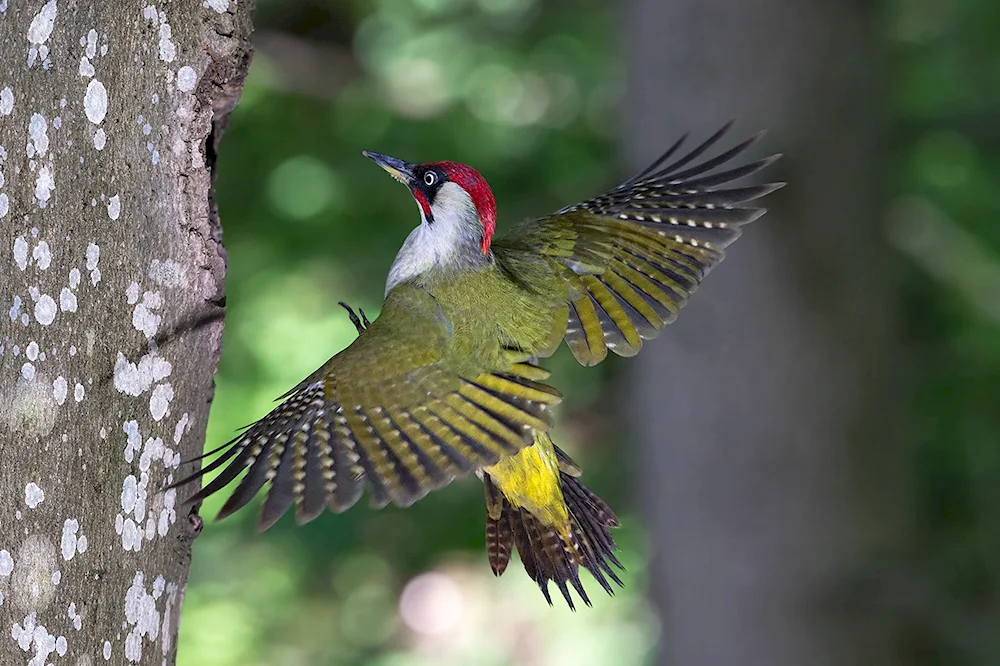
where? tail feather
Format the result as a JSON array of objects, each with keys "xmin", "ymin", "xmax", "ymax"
[
  {"xmin": 486, "ymin": 466, "xmax": 622, "ymax": 609},
  {"xmin": 484, "ymin": 477, "xmax": 513, "ymax": 576},
  {"xmin": 563, "ymin": 474, "xmax": 624, "ymax": 590},
  {"xmin": 486, "ymin": 512, "xmax": 513, "ymax": 576}
]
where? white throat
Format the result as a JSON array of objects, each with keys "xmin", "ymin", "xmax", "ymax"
[{"xmin": 385, "ymin": 182, "xmax": 485, "ymax": 294}]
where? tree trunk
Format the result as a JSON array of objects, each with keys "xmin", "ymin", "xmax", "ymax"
[
  {"xmin": 625, "ymin": 1, "xmax": 909, "ymax": 665},
  {"xmin": 0, "ymin": 2, "xmax": 252, "ymax": 664}
]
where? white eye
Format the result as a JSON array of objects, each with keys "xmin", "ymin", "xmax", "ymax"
[{"xmin": 424, "ymin": 171, "xmax": 437, "ymax": 186}]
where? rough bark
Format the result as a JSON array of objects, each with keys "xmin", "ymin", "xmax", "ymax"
[
  {"xmin": 625, "ymin": 2, "xmax": 909, "ymax": 665},
  {"xmin": 0, "ymin": 2, "xmax": 252, "ymax": 664}
]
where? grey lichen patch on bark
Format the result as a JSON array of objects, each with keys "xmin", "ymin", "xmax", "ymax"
[{"xmin": 0, "ymin": 1, "xmax": 253, "ymax": 664}]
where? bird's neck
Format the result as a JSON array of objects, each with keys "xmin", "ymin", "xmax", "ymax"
[{"xmin": 385, "ymin": 189, "xmax": 491, "ymax": 295}]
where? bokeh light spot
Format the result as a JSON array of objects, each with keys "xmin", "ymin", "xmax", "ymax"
[
  {"xmin": 341, "ymin": 583, "xmax": 398, "ymax": 647},
  {"xmin": 333, "ymin": 550, "xmax": 394, "ymax": 597},
  {"xmin": 465, "ymin": 64, "xmax": 551, "ymax": 126},
  {"xmin": 383, "ymin": 58, "xmax": 452, "ymax": 118},
  {"xmin": 399, "ymin": 571, "xmax": 464, "ymax": 636},
  {"xmin": 267, "ymin": 154, "xmax": 341, "ymax": 221}
]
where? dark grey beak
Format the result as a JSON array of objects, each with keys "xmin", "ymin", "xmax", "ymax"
[{"xmin": 362, "ymin": 150, "xmax": 418, "ymax": 186}]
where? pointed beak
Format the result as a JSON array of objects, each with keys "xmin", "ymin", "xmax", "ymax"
[{"xmin": 363, "ymin": 150, "xmax": 417, "ymax": 186}]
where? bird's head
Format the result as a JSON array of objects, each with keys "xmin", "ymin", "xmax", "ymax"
[{"xmin": 363, "ymin": 151, "xmax": 497, "ymax": 256}]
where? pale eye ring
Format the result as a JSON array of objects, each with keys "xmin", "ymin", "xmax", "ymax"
[{"xmin": 424, "ymin": 171, "xmax": 437, "ymax": 186}]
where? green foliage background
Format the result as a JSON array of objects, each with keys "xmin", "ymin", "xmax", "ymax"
[{"xmin": 179, "ymin": 0, "xmax": 1000, "ymax": 663}]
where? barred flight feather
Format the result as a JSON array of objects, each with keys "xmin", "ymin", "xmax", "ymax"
[
  {"xmin": 493, "ymin": 122, "xmax": 782, "ymax": 366},
  {"xmin": 173, "ymin": 366, "xmax": 561, "ymax": 530}
]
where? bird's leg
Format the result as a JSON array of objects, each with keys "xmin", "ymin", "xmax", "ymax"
[{"xmin": 338, "ymin": 301, "xmax": 369, "ymax": 334}]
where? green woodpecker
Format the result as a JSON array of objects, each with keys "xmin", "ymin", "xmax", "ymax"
[{"xmin": 176, "ymin": 123, "xmax": 782, "ymax": 608}]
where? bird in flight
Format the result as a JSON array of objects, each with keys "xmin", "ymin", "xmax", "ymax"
[{"xmin": 175, "ymin": 122, "xmax": 782, "ymax": 608}]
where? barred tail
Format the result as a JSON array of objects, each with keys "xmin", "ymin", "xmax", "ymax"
[{"xmin": 484, "ymin": 465, "xmax": 623, "ymax": 609}]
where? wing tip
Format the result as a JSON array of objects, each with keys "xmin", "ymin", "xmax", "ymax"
[
  {"xmin": 257, "ymin": 508, "xmax": 283, "ymax": 533},
  {"xmin": 763, "ymin": 152, "xmax": 783, "ymax": 166}
]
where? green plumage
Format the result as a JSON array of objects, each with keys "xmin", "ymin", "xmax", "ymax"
[{"xmin": 176, "ymin": 123, "xmax": 781, "ymax": 557}]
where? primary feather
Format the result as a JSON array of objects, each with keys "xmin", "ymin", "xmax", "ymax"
[{"xmin": 493, "ymin": 121, "xmax": 782, "ymax": 365}]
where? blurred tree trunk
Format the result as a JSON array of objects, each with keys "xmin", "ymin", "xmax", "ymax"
[
  {"xmin": 625, "ymin": 1, "xmax": 910, "ymax": 664},
  {"xmin": 0, "ymin": 2, "xmax": 251, "ymax": 664}
]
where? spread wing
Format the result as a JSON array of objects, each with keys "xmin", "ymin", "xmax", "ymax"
[
  {"xmin": 493, "ymin": 122, "xmax": 783, "ymax": 365},
  {"xmin": 175, "ymin": 286, "xmax": 561, "ymax": 530}
]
